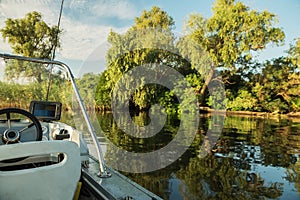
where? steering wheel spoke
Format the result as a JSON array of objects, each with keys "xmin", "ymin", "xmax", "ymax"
[
  {"xmin": 18, "ymin": 122, "xmax": 35, "ymax": 133},
  {"xmin": 6, "ymin": 112, "xmax": 11, "ymax": 129}
]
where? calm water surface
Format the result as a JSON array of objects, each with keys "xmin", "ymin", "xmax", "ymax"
[{"xmin": 92, "ymin": 113, "xmax": 300, "ymax": 200}]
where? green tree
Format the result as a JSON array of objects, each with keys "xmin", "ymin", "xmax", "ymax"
[
  {"xmin": 1, "ymin": 11, "xmax": 61, "ymax": 82},
  {"xmin": 288, "ymin": 37, "xmax": 300, "ymax": 68},
  {"xmin": 95, "ymin": 71, "xmax": 111, "ymax": 111},
  {"xmin": 0, "ymin": 59, "xmax": 71, "ymax": 109},
  {"xmin": 1, "ymin": 11, "xmax": 60, "ymax": 58},
  {"xmin": 76, "ymin": 72, "xmax": 101, "ymax": 109},
  {"xmin": 103, "ymin": 6, "xmax": 180, "ymax": 111},
  {"xmin": 132, "ymin": 6, "xmax": 175, "ymax": 30},
  {"xmin": 176, "ymin": 35, "xmax": 211, "ymax": 94},
  {"xmin": 185, "ymin": 0, "xmax": 285, "ymax": 103},
  {"xmin": 226, "ymin": 89, "xmax": 257, "ymax": 111},
  {"xmin": 252, "ymin": 57, "xmax": 300, "ymax": 113}
]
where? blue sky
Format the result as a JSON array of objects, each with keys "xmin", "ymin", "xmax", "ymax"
[{"xmin": 0, "ymin": 0, "xmax": 299, "ymax": 75}]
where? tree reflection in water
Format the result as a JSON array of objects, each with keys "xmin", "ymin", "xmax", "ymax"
[{"xmin": 96, "ymin": 113, "xmax": 300, "ymax": 200}]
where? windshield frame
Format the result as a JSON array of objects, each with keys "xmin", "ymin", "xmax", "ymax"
[{"xmin": 0, "ymin": 53, "xmax": 109, "ymax": 177}]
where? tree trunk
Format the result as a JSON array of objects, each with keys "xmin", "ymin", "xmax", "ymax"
[{"xmin": 199, "ymin": 66, "xmax": 215, "ymax": 105}]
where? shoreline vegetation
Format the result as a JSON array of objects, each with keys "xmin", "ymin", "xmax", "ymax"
[
  {"xmin": 200, "ymin": 107, "xmax": 300, "ymax": 123},
  {"xmin": 200, "ymin": 106, "xmax": 300, "ymax": 116},
  {"xmin": 0, "ymin": 2, "xmax": 299, "ymax": 119},
  {"xmin": 1, "ymin": 102, "xmax": 299, "ymax": 122}
]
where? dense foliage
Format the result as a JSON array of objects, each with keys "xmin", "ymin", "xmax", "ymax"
[
  {"xmin": 0, "ymin": 11, "xmax": 61, "ymax": 83},
  {"xmin": 1, "ymin": 11, "xmax": 60, "ymax": 59},
  {"xmin": 94, "ymin": 1, "xmax": 299, "ymax": 114},
  {"xmin": 1, "ymin": 1, "xmax": 299, "ymax": 114}
]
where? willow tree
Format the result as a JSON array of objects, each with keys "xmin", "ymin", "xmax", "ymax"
[
  {"xmin": 185, "ymin": 0, "xmax": 285, "ymax": 102},
  {"xmin": 104, "ymin": 6, "xmax": 181, "ymax": 111},
  {"xmin": 0, "ymin": 11, "xmax": 61, "ymax": 82}
]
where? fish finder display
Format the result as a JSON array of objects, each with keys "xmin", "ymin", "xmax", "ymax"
[{"xmin": 30, "ymin": 101, "xmax": 62, "ymax": 120}]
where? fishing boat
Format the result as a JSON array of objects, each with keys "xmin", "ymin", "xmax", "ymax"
[{"xmin": 0, "ymin": 53, "xmax": 162, "ymax": 200}]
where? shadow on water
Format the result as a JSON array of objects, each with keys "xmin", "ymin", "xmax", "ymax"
[{"xmin": 65, "ymin": 111, "xmax": 300, "ymax": 199}]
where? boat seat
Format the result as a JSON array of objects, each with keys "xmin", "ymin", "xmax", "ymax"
[{"xmin": 0, "ymin": 140, "xmax": 81, "ymax": 200}]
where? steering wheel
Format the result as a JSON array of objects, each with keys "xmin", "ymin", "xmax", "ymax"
[{"xmin": 0, "ymin": 108, "xmax": 42, "ymax": 144}]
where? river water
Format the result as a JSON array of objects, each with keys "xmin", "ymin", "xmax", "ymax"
[{"xmin": 83, "ymin": 112, "xmax": 300, "ymax": 199}]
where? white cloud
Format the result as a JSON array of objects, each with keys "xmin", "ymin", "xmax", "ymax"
[
  {"xmin": 0, "ymin": 0, "xmax": 135, "ymax": 60},
  {"xmin": 0, "ymin": 0, "xmax": 58, "ymax": 24},
  {"xmin": 58, "ymin": 16, "xmax": 128, "ymax": 60},
  {"xmin": 91, "ymin": 0, "xmax": 138, "ymax": 19},
  {"xmin": 65, "ymin": 0, "xmax": 138, "ymax": 20}
]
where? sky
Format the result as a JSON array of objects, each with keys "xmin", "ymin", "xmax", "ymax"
[{"xmin": 0, "ymin": 0, "xmax": 300, "ymax": 76}]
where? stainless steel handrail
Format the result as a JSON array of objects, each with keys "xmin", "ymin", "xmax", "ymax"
[{"xmin": 0, "ymin": 53, "xmax": 110, "ymax": 177}]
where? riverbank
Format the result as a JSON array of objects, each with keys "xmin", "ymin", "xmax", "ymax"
[
  {"xmin": 199, "ymin": 107, "xmax": 300, "ymax": 122},
  {"xmin": 1, "ymin": 104, "xmax": 300, "ymax": 122}
]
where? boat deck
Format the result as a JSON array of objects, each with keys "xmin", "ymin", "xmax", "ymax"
[{"xmin": 80, "ymin": 156, "xmax": 162, "ymax": 200}]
